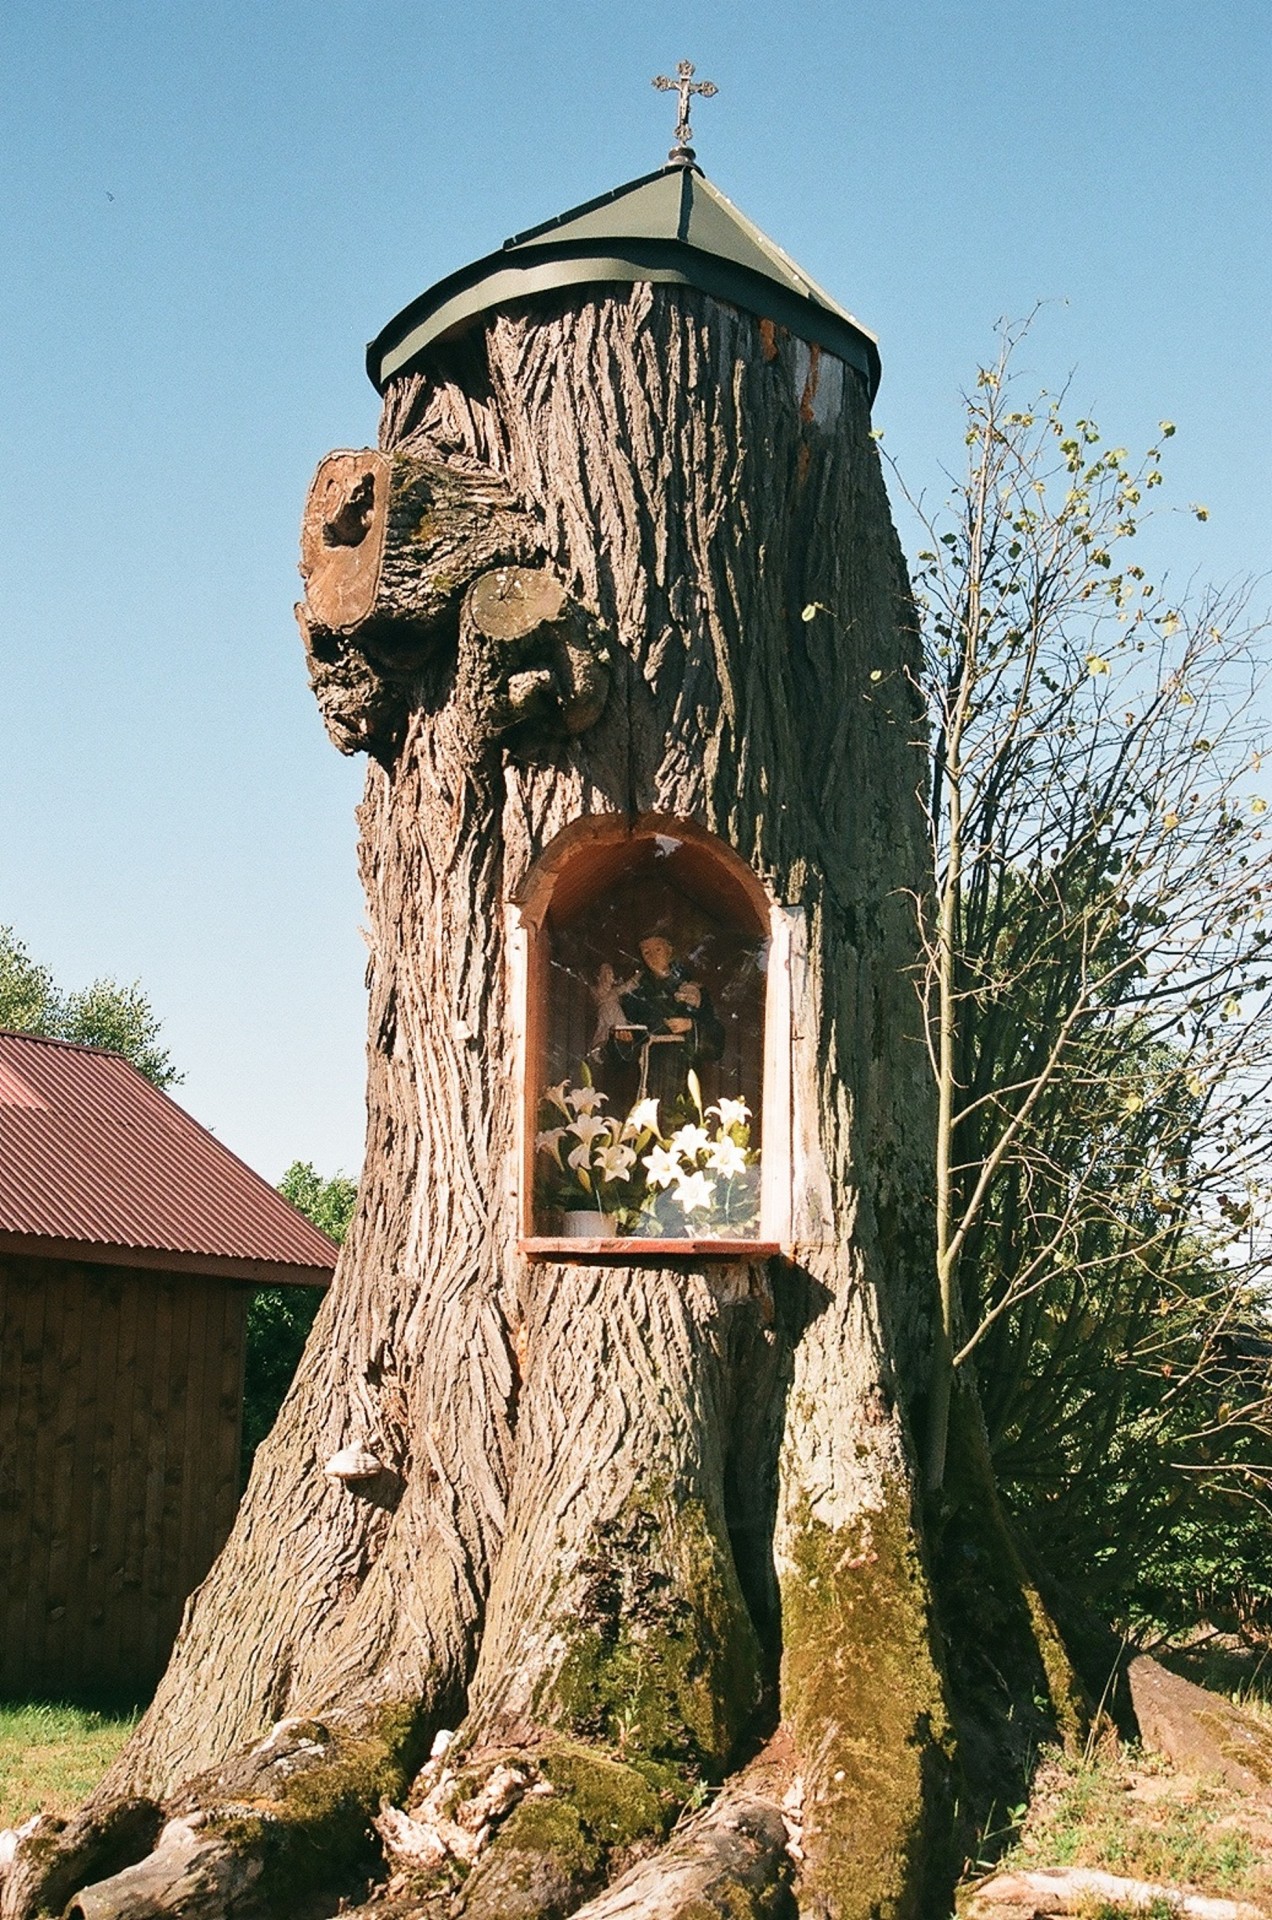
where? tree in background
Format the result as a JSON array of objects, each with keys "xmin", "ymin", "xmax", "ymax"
[
  {"xmin": 276, "ymin": 1160, "xmax": 360, "ymax": 1245},
  {"xmin": 0, "ymin": 924, "xmax": 178, "ymax": 1089},
  {"xmin": 242, "ymin": 1164, "xmax": 358, "ymax": 1479},
  {"xmin": 898, "ymin": 322, "xmax": 1272, "ymax": 1634}
]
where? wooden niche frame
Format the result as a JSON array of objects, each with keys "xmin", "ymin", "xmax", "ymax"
[{"xmin": 509, "ymin": 815, "xmax": 793, "ymax": 1259}]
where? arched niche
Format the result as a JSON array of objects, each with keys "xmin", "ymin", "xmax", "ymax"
[{"xmin": 508, "ymin": 816, "xmax": 793, "ymax": 1256}]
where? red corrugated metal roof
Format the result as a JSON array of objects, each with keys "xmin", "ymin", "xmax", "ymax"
[{"xmin": 0, "ymin": 1030, "xmax": 337, "ymax": 1282}]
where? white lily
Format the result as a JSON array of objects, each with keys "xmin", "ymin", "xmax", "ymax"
[
  {"xmin": 669, "ymin": 1123, "xmax": 711, "ymax": 1159},
  {"xmin": 622, "ymin": 1097, "xmax": 661, "ymax": 1137},
  {"xmin": 595, "ymin": 1142, "xmax": 637, "ymax": 1182},
  {"xmin": 568, "ymin": 1084, "xmax": 608, "ymax": 1114},
  {"xmin": 567, "ymin": 1113, "xmax": 609, "ymax": 1150},
  {"xmin": 706, "ymin": 1136, "xmax": 749, "ymax": 1179},
  {"xmin": 536, "ymin": 1126, "xmax": 568, "ymax": 1163},
  {"xmin": 708, "ymin": 1097, "xmax": 751, "ymax": 1131},
  {"xmin": 543, "ymin": 1080, "xmax": 572, "ymax": 1117},
  {"xmin": 673, "ymin": 1170, "xmax": 716, "ymax": 1215},
  {"xmin": 643, "ymin": 1143, "xmax": 682, "ymax": 1189},
  {"xmin": 564, "ymin": 1151, "xmax": 595, "ymax": 1197}
]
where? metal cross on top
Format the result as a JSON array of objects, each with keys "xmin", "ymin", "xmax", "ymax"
[{"xmin": 652, "ymin": 59, "xmax": 718, "ymax": 163}]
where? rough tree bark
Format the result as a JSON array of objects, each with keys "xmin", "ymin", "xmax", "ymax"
[{"xmin": 5, "ymin": 286, "xmax": 1084, "ymax": 1920}]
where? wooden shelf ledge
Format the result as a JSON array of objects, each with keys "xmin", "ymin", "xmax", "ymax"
[{"xmin": 520, "ymin": 1237, "xmax": 782, "ymax": 1261}]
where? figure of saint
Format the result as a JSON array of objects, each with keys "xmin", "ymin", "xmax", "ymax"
[{"xmin": 609, "ymin": 934, "xmax": 724, "ymax": 1109}]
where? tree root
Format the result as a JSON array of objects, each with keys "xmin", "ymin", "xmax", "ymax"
[
  {"xmin": 567, "ymin": 1788, "xmax": 793, "ymax": 1920},
  {"xmin": 65, "ymin": 1819, "xmax": 261, "ymax": 1920},
  {"xmin": 340, "ymin": 1779, "xmax": 792, "ymax": 1920},
  {"xmin": 371, "ymin": 1739, "xmax": 675, "ymax": 1920},
  {"xmin": 18, "ymin": 1734, "xmax": 793, "ymax": 1920},
  {"xmin": 0, "ymin": 1800, "xmax": 162, "ymax": 1920},
  {"xmin": 5, "ymin": 1710, "xmax": 423, "ymax": 1920}
]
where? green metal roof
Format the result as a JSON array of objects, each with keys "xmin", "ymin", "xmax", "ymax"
[{"xmin": 366, "ymin": 163, "xmax": 881, "ymax": 400}]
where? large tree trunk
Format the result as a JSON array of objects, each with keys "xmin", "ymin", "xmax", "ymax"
[{"xmin": 12, "ymin": 287, "xmax": 1083, "ymax": 1920}]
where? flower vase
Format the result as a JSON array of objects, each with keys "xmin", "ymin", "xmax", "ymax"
[{"xmin": 562, "ymin": 1209, "xmax": 617, "ymax": 1239}]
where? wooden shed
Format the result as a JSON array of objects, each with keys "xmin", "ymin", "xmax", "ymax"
[{"xmin": 0, "ymin": 1030, "xmax": 336, "ymax": 1699}]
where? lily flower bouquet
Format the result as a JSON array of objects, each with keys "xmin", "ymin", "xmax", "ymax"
[
  {"xmin": 636, "ymin": 1084, "xmax": 760, "ymax": 1236},
  {"xmin": 535, "ymin": 1071, "xmax": 759, "ymax": 1237},
  {"xmin": 535, "ymin": 1076, "xmax": 662, "ymax": 1231}
]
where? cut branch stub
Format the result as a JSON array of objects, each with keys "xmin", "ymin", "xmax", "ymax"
[
  {"xmin": 299, "ymin": 450, "xmax": 535, "ymax": 646},
  {"xmin": 297, "ymin": 449, "xmax": 545, "ymax": 756},
  {"xmin": 297, "ymin": 452, "xmax": 613, "ymax": 759},
  {"xmin": 458, "ymin": 564, "xmax": 612, "ymax": 744},
  {"xmin": 299, "ymin": 451, "xmax": 390, "ymax": 634}
]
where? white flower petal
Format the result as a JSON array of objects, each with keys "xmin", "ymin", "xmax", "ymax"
[
  {"xmin": 642, "ymin": 1145, "xmax": 681, "ymax": 1189},
  {"xmin": 673, "ymin": 1171, "xmax": 716, "ymax": 1215}
]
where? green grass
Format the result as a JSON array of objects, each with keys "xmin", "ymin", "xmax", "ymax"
[
  {"xmin": 0, "ymin": 1702, "xmax": 137, "ymax": 1828},
  {"xmin": 1001, "ymin": 1745, "xmax": 1265, "ymax": 1903}
]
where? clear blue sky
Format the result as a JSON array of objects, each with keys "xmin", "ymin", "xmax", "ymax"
[{"xmin": 2, "ymin": 0, "xmax": 1268, "ymax": 1181}]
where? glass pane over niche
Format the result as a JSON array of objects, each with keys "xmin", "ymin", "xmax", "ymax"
[{"xmin": 533, "ymin": 833, "xmax": 767, "ymax": 1241}]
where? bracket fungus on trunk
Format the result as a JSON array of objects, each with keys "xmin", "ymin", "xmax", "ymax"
[{"xmin": 323, "ymin": 1442, "xmax": 385, "ymax": 1483}]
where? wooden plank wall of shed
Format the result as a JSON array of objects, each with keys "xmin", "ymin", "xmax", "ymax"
[{"xmin": 0, "ymin": 1254, "xmax": 246, "ymax": 1698}]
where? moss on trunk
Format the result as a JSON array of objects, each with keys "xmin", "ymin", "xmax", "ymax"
[
  {"xmin": 780, "ymin": 1490, "xmax": 955, "ymax": 1920},
  {"xmin": 548, "ymin": 1496, "xmax": 764, "ymax": 1778},
  {"xmin": 195, "ymin": 1704, "xmax": 426, "ymax": 1916}
]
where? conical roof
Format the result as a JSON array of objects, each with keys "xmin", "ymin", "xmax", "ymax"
[{"xmin": 366, "ymin": 163, "xmax": 880, "ymax": 400}]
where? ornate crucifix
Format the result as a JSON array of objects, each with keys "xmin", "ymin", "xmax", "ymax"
[{"xmin": 652, "ymin": 58, "xmax": 718, "ymax": 160}]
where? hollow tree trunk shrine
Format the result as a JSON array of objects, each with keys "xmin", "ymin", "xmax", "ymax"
[{"xmin": 3, "ymin": 141, "xmax": 1089, "ymax": 1920}]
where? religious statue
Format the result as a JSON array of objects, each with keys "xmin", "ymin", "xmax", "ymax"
[
  {"xmin": 588, "ymin": 962, "xmax": 638, "ymax": 1054},
  {"xmin": 608, "ymin": 933, "xmax": 724, "ymax": 1110}
]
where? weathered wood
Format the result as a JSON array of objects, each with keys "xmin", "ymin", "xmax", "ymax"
[
  {"xmin": 963, "ymin": 1866, "xmax": 1265, "ymax": 1920},
  {"xmin": 295, "ymin": 602, "xmax": 405, "ymax": 757},
  {"xmin": 297, "ymin": 449, "xmax": 549, "ymax": 757},
  {"xmin": 569, "ymin": 1789, "xmax": 792, "ymax": 1919},
  {"xmin": 0, "ymin": 1800, "xmax": 162, "ymax": 1920},
  {"xmin": 0, "ymin": 1258, "xmax": 246, "ymax": 1699},
  {"xmin": 1129, "ymin": 1655, "xmax": 1272, "ymax": 1795},
  {"xmin": 298, "ymin": 451, "xmax": 390, "ymax": 632},
  {"xmin": 66, "ymin": 1821, "xmax": 261, "ymax": 1920},
  {"xmin": 457, "ymin": 565, "xmax": 612, "ymax": 744},
  {"xmin": 467, "ymin": 564, "xmax": 565, "ymax": 641},
  {"xmin": 299, "ymin": 449, "xmax": 535, "ymax": 641}
]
